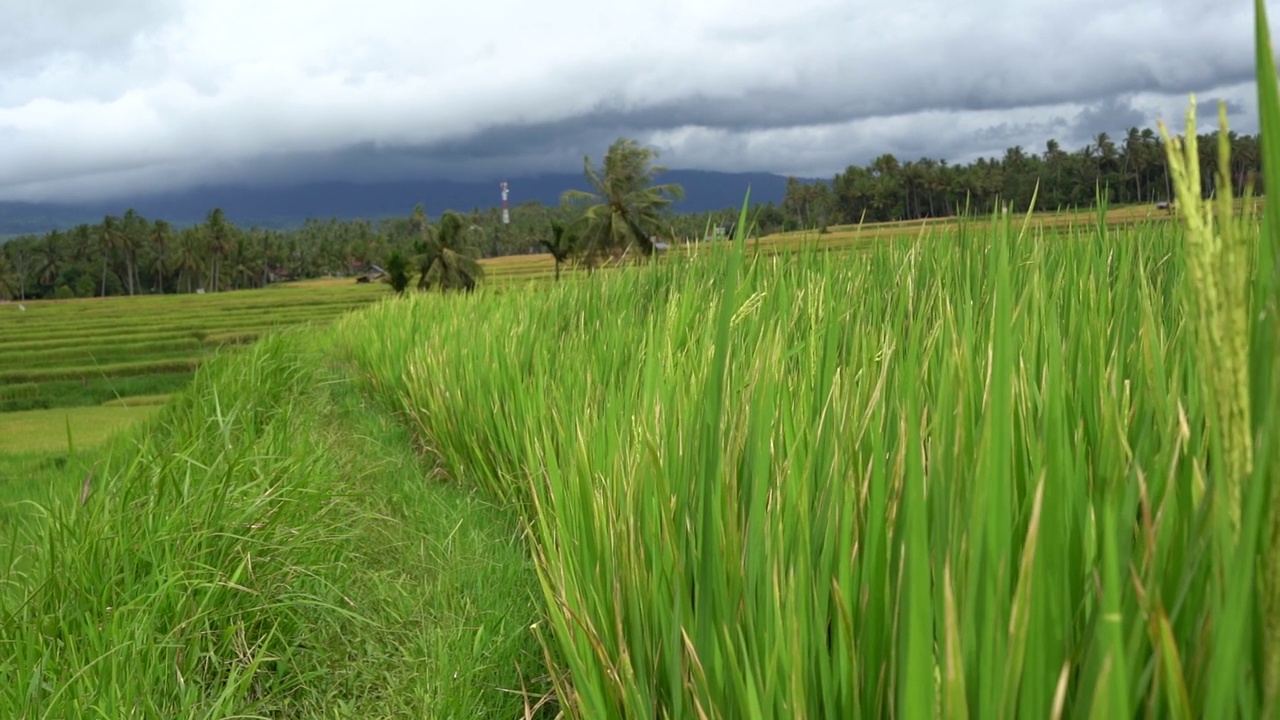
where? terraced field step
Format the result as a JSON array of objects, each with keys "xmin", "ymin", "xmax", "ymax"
[{"xmin": 0, "ymin": 280, "xmax": 389, "ymax": 413}]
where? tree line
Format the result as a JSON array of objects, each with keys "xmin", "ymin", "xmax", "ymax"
[
  {"xmin": 0, "ymin": 138, "xmax": 703, "ymax": 300},
  {"xmin": 0, "ymin": 126, "xmax": 1266, "ymax": 301},
  {"xmin": 779, "ymin": 128, "xmax": 1263, "ymax": 229}
]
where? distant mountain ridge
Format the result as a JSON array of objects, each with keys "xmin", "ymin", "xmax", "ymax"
[{"xmin": 0, "ymin": 170, "xmax": 802, "ymax": 237}]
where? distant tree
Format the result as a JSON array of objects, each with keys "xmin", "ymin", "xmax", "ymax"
[
  {"xmin": 120, "ymin": 208, "xmax": 145, "ymax": 295},
  {"xmin": 150, "ymin": 220, "xmax": 172, "ymax": 294},
  {"xmin": 414, "ymin": 210, "xmax": 484, "ymax": 293},
  {"xmin": 0, "ymin": 252, "xmax": 18, "ymax": 300},
  {"xmin": 384, "ymin": 250, "xmax": 411, "ymax": 295},
  {"xmin": 562, "ymin": 137, "xmax": 685, "ymax": 265},
  {"xmin": 173, "ymin": 226, "xmax": 207, "ymax": 293},
  {"xmin": 98, "ymin": 215, "xmax": 121, "ymax": 297},
  {"xmin": 541, "ymin": 219, "xmax": 579, "ymax": 281},
  {"xmin": 409, "ymin": 203, "xmax": 428, "ymax": 237},
  {"xmin": 204, "ymin": 208, "xmax": 233, "ymax": 292},
  {"xmin": 10, "ymin": 245, "xmax": 35, "ymax": 301}
]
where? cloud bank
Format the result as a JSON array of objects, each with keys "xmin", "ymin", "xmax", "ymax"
[{"xmin": 0, "ymin": 0, "xmax": 1268, "ymax": 201}]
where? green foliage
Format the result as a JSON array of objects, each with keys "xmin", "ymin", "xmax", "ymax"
[
  {"xmin": 0, "ymin": 252, "xmax": 18, "ymax": 300},
  {"xmin": 383, "ymin": 249, "xmax": 411, "ymax": 294},
  {"xmin": 339, "ymin": 192, "xmax": 1274, "ymax": 717},
  {"xmin": 541, "ymin": 219, "xmax": 580, "ymax": 281},
  {"xmin": 0, "ymin": 404, "xmax": 159, "ymax": 454},
  {"xmin": 0, "ymin": 329, "xmax": 550, "ymax": 717},
  {"xmin": 562, "ymin": 138, "xmax": 686, "ymax": 263},
  {"xmin": 1247, "ymin": 2, "xmax": 1280, "ymax": 711},
  {"xmin": 413, "ymin": 210, "xmax": 485, "ymax": 292},
  {"xmin": 789, "ymin": 124, "xmax": 1262, "ymax": 226}
]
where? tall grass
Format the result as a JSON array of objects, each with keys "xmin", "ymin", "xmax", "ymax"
[
  {"xmin": 337, "ymin": 117, "xmax": 1277, "ymax": 716},
  {"xmin": 0, "ymin": 329, "xmax": 551, "ymax": 717},
  {"xmin": 334, "ymin": 214, "xmax": 1233, "ymax": 717},
  {"xmin": 0, "ymin": 334, "xmax": 370, "ymax": 715}
]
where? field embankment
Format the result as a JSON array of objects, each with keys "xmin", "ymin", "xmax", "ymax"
[{"xmin": 0, "ymin": 329, "xmax": 551, "ymax": 718}]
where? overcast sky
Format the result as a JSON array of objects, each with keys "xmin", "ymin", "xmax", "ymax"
[{"xmin": 0, "ymin": 0, "xmax": 1269, "ymax": 202}]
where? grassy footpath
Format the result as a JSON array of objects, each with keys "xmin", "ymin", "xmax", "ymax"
[{"xmin": 0, "ymin": 329, "xmax": 550, "ymax": 718}]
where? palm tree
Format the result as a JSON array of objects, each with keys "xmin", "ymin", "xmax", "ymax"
[
  {"xmin": 1123, "ymin": 127, "xmax": 1145, "ymax": 203},
  {"xmin": 36, "ymin": 231, "xmax": 64, "ymax": 288},
  {"xmin": 98, "ymin": 215, "xmax": 121, "ymax": 296},
  {"xmin": 173, "ymin": 226, "xmax": 207, "ymax": 293},
  {"xmin": 120, "ymin": 208, "xmax": 145, "ymax": 295},
  {"xmin": 541, "ymin": 219, "xmax": 579, "ymax": 281},
  {"xmin": 11, "ymin": 248, "xmax": 35, "ymax": 301},
  {"xmin": 151, "ymin": 220, "xmax": 172, "ymax": 293},
  {"xmin": 0, "ymin": 252, "xmax": 18, "ymax": 301},
  {"xmin": 204, "ymin": 208, "xmax": 233, "ymax": 292},
  {"xmin": 383, "ymin": 250, "xmax": 411, "ymax": 295},
  {"xmin": 414, "ymin": 211, "xmax": 484, "ymax": 292},
  {"xmin": 562, "ymin": 138, "xmax": 685, "ymax": 265}
]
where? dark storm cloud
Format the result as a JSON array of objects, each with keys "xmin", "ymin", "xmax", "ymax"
[
  {"xmin": 0, "ymin": 0, "xmax": 1271, "ymax": 201},
  {"xmin": 1069, "ymin": 97, "xmax": 1151, "ymax": 142}
]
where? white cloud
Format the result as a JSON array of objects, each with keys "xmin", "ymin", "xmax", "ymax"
[{"xmin": 0, "ymin": 0, "xmax": 1272, "ymax": 201}]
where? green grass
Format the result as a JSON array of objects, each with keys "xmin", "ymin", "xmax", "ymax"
[
  {"xmin": 0, "ymin": 405, "xmax": 160, "ymax": 454},
  {"xmin": 0, "ymin": 372, "xmax": 196, "ymax": 414},
  {"xmin": 0, "ymin": 328, "xmax": 551, "ymax": 718}
]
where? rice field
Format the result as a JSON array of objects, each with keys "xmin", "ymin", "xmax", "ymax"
[
  {"xmin": 0, "ymin": 8, "xmax": 1277, "ymax": 716},
  {"xmin": 0, "ymin": 200, "xmax": 1221, "ymax": 421},
  {"xmin": 0, "ymin": 180, "xmax": 1275, "ymax": 716},
  {"xmin": 0, "ymin": 404, "xmax": 161, "ymax": 454},
  {"xmin": 0, "ymin": 279, "xmax": 392, "ymax": 415},
  {"xmin": 328, "ymin": 191, "xmax": 1278, "ymax": 717},
  {"xmin": 3, "ymin": 180, "xmax": 1278, "ymax": 717}
]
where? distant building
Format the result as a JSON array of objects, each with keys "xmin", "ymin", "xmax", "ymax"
[{"xmin": 355, "ymin": 263, "xmax": 388, "ymax": 284}]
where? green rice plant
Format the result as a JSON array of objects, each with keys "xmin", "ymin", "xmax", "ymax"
[
  {"xmin": 315, "ymin": 15, "xmax": 1277, "ymax": 719},
  {"xmin": 0, "ymin": 372, "xmax": 194, "ymax": 413},
  {"xmin": 1158, "ymin": 99, "xmax": 1253, "ymax": 537},
  {"xmin": 335, "ymin": 200, "xmax": 1271, "ymax": 717},
  {"xmin": 331, "ymin": 106, "xmax": 1280, "ymax": 720},
  {"xmin": 1251, "ymin": 4, "xmax": 1280, "ymax": 712},
  {"xmin": 1151, "ymin": 6, "xmax": 1280, "ymax": 713},
  {"xmin": 0, "ymin": 357, "xmax": 202, "ymax": 384}
]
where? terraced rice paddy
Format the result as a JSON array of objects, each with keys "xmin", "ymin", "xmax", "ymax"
[
  {"xmin": 0, "ymin": 279, "xmax": 387, "ymax": 414},
  {"xmin": 0, "ymin": 159, "xmax": 1275, "ymax": 717},
  {"xmin": 0, "ymin": 201, "xmax": 1249, "ymax": 444}
]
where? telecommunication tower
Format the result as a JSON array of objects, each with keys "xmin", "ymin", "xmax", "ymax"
[{"xmin": 501, "ymin": 181, "xmax": 510, "ymax": 224}]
